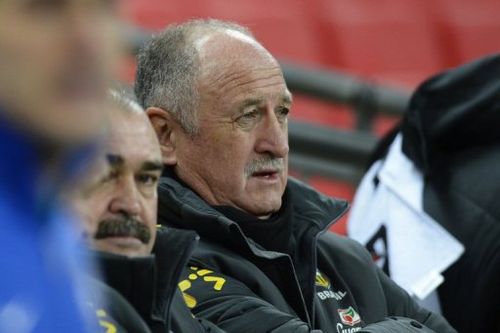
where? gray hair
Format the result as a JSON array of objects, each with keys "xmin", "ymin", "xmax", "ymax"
[{"xmin": 134, "ymin": 19, "xmax": 254, "ymax": 136}]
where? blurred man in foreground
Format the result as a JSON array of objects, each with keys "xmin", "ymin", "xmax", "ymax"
[
  {"xmin": 136, "ymin": 19, "xmax": 456, "ymax": 333},
  {"xmin": 0, "ymin": 0, "xmax": 120, "ymax": 331},
  {"xmin": 74, "ymin": 91, "xmax": 224, "ymax": 333}
]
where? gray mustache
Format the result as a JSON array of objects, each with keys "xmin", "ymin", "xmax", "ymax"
[
  {"xmin": 244, "ymin": 157, "xmax": 285, "ymax": 177},
  {"xmin": 95, "ymin": 216, "xmax": 151, "ymax": 245}
]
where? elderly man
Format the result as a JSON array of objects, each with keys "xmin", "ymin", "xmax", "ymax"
[
  {"xmin": 74, "ymin": 91, "xmax": 224, "ymax": 333},
  {"xmin": 135, "ymin": 20, "xmax": 456, "ymax": 333},
  {"xmin": 0, "ymin": 0, "xmax": 120, "ymax": 331}
]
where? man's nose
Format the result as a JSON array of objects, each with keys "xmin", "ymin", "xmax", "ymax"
[
  {"xmin": 109, "ymin": 178, "xmax": 141, "ymax": 217},
  {"xmin": 254, "ymin": 108, "xmax": 289, "ymax": 158}
]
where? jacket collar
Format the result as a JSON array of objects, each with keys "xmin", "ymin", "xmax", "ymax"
[{"xmin": 158, "ymin": 175, "xmax": 349, "ymax": 256}]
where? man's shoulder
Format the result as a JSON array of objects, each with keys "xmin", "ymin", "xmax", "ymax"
[
  {"xmin": 158, "ymin": 176, "xmax": 218, "ymax": 219},
  {"xmin": 318, "ymin": 231, "xmax": 374, "ymax": 267},
  {"xmin": 86, "ymin": 277, "xmax": 151, "ymax": 333},
  {"xmin": 155, "ymin": 225, "xmax": 199, "ymax": 245},
  {"xmin": 287, "ymin": 177, "xmax": 349, "ymax": 225}
]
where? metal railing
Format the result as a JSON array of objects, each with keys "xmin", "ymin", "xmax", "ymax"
[
  {"xmin": 280, "ymin": 62, "xmax": 410, "ymax": 183},
  {"xmin": 288, "ymin": 121, "xmax": 377, "ymax": 183},
  {"xmin": 281, "ymin": 62, "xmax": 410, "ymax": 131}
]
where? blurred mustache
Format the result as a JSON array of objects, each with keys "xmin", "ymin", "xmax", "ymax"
[
  {"xmin": 244, "ymin": 156, "xmax": 285, "ymax": 177},
  {"xmin": 95, "ymin": 216, "xmax": 151, "ymax": 245}
]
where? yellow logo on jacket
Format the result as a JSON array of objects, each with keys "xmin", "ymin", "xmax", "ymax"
[
  {"xmin": 315, "ymin": 270, "xmax": 331, "ymax": 289},
  {"xmin": 178, "ymin": 266, "xmax": 227, "ymax": 309}
]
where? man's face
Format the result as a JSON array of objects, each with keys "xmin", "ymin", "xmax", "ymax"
[
  {"xmin": 74, "ymin": 107, "xmax": 163, "ymax": 257},
  {"xmin": 172, "ymin": 32, "xmax": 291, "ymax": 218},
  {"xmin": 0, "ymin": 0, "xmax": 121, "ymax": 145}
]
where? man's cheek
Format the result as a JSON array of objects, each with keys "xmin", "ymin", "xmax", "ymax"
[{"xmin": 82, "ymin": 220, "xmax": 97, "ymax": 239}]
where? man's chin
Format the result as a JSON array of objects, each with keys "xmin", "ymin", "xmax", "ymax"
[
  {"xmin": 92, "ymin": 238, "xmax": 149, "ymax": 258},
  {"xmin": 244, "ymin": 197, "xmax": 283, "ymax": 219}
]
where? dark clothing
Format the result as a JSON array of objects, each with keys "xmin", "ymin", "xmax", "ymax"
[
  {"xmin": 213, "ymin": 189, "xmax": 293, "ymax": 255},
  {"xmin": 157, "ymin": 176, "xmax": 455, "ymax": 333},
  {"xmin": 357, "ymin": 317, "xmax": 435, "ymax": 333},
  {"xmin": 92, "ymin": 227, "xmax": 224, "ymax": 333},
  {"xmin": 86, "ymin": 277, "xmax": 151, "ymax": 333},
  {"xmin": 402, "ymin": 54, "xmax": 500, "ymax": 177},
  {"xmin": 401, "ymin": 54, "xmax": 500, "ymax": 332}
]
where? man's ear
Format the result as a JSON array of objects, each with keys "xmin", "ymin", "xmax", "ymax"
[{"xmin": 146, "ymin": 107, "xmax": 178, "ymax": 166}]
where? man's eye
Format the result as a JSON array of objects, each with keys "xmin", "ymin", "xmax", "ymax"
[
  {"xmin": 100, "ymin": 170, "xmax": 118, "ymax": 184},
  {"xmin": 236, "ymin": 110, "xmax": 260, "ymax": 126},
  {"xmin": 137, "ymin": 174, "xmax": 158, "ymax": 186},
  {"xmin": 240, "ymin": 111, "xmax": 258, "ymax": 120},
  {"xmin": 276, "ymin": 107, "xmax": 290, "ymax": 121}
]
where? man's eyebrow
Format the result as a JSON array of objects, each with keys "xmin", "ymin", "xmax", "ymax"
[
  {"xmin": 237, "ymin": 93, "xmax": 292, "ymax": 112},
  {"xmin": 140, "ymin": 160, "xmax": 164, "ymax": 172},
  {"xmin": 237, "ymin": 98, "xmax": 264, "ymax": 112},
  {"xmin": 106, "ymin": 154, "xmax": 124, "ymax": 168},
  {"xmin": 282, "ymin": 91, "xmax": 293, "ymax": 105}
]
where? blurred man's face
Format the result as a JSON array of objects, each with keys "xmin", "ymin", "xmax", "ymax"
[
  {"xmin": 74, "ymin": 107, "xmax": 163, "ymax": 257},
  {"xmin": 169, "ymin": 32, "xmax": 291, "ymax": 218},
  {"xmin": 0, "ymin": 0, "xmax": 121, "ymax": 146}
]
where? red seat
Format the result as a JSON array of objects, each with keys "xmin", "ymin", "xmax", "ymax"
[
  {"xmin": 373, "ymin": 114, "xmax": 400, "ymax": 138},
  {"xmin": 122, "ymin": 0, "xmax": 325, "ymax": 65},
  {"xmin": 310, "ymin": 0, "xmax": 445, "ymax": 88},
  {"xmin": 121, "ymin": 0, "xmax": 181, "ymax": 30},
  {"xmin": 430, "ymin": 0, "xmax": 500, "ymax": 65}
]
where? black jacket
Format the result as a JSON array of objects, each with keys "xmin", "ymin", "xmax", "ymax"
[
  {"xmin": 86, "ymin": 277, "xmax": 151, "ymax": 332},
  {"xmin": 401, "ymin": 53, "xmax": 500, "ymax": 332},
  {"xmin": 157, "ymin": 176, "xmax": 456, "ymax": 332},
  {"xmin": 92, "ymin": 227, "xmax": 225, "ymax": 333}
]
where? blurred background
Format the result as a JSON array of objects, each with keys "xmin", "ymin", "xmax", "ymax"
[{"xmin": 117, "ymin": 0, "xmax": 500, "ymax": 234}]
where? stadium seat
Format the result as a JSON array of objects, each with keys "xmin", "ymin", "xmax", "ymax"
[
  {"xmin": 430, "ymin": 0, "xmax": 500, "ymax": 65},
  {"xmin": 122, "ymin": 0, "xmax": 325, "ymax": 65},
  {"xmin": 311, "ymin": 0, "xmax": 446, "ymax": 88}
]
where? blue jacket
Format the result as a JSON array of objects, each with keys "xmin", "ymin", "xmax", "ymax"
[{"xmin": 0, "ymin": 114, "xmax": 95, "ymax": 332}]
